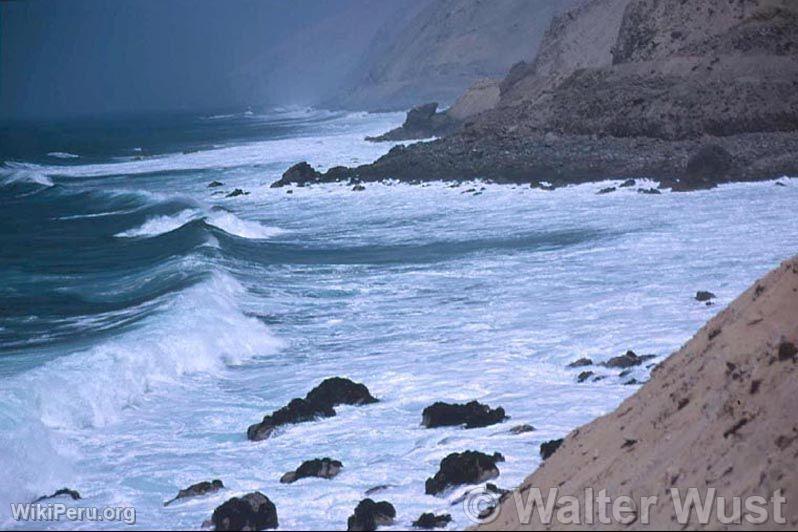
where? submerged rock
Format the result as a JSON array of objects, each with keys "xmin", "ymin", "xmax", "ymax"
[
  {"xmin": 207, "ymin": 180, "xmax": 224, "ymax": 188},
  {"xmin": 226, "ymin": 188, "xmax": 248, "ymax": 198},
  {"xmin": 412, "ymin": 512, "xmax": 452, "ymax": 529},
  {"xmin": 164, "ymin": 479, "xmax": 223, "ymax": 506},
  {"xmin": 247, "ymin": 377, "xmax": 378, "ymax": 441},
  {"xmin": 211, "ymin": 492, "xmax": 278, "ymax": 531},
  {"xmin": 280, "ymin": 458, "xmax": 343, "ymax": 484},
  {"xmin": 567, "ymin": 358, "xmax": 593, "ymax": 368},
  {"xmin": 425, "ymin": 451, "xmax": 504, "ymax": 495},
  {"xmin": 507, "ymin": 424, "xmax": 536, "ymax": 435},
  {"xmin": 577, "ymin": 371, "xmax": 594, "ymax": 383},
  {"xmin": 602, "ymin": 350, "xmax": 655, "ymax": 369},
  {"xmin": 597, "ymin": 186, "xmax": 616, "ymax": 194},
  {"xmin": 540, "ymin": 439, "xmax": 564, "ymax": 460},
  {"xmin": 421, "ymin": 401, "xmax": 507, "ymax": 429},
  {"xmin": 33, "ymin": 488, "xmax": 81, "ymax": 503},
  {"xmin": 347, "ymin": 498, "xmax": 396, "ymax": 531}
]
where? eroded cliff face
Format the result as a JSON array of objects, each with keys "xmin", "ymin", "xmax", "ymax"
[{"xmin": 329, "ymin": 0, "xmax": 578, "ymax": 111}]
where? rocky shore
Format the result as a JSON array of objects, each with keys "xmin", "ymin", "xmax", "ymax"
[{"xmin": 274, "ymin": 0, "xmax": 798, "ymax": 191}]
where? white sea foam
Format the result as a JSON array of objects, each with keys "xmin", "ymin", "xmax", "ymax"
[
  {"xmin": 206, "ymin": 211, "xmax": 284, "ymax": 239},
  {"xmin": 115, "ymin": 208, "xmax": 284, "ymax": 240},
  {"xmin": 114, "ymin": 209, "xmax": 200, "ymax": 238},
  {"xmin": 47, "ymin": 152, "xmax": 80, "ymax": 159},
  {"xmin": 0, "ymin": 167, "xmax": 54, "ymax": 187}
]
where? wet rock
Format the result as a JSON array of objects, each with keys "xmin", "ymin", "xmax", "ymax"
[
  {"xmin": 366, "ymin": 103, "xmax": 459, "ymax": 142},
  {"xmin": 425, "ymin": 451, "xmax": 504, "ymax": 495},
  {"xmin": 347, "ymin": 499, "xmax": 396, "ymax": 531},
  {"xmin": 305, "ymin": 377, "xmax": 379, "ymax": 407},
  {"xmin": 619, "ymin": 179, "xmax": 636, "ymax": 188},
  {"xmin": 271, "ymin": 161, "xmax": 321, "ymax": 188},
  {"xmin": 597, "ymin": 186, "xmax": 616, "ymax": 194},
  {"xmin": 412, "ymin": 512, "xmax": 452, "ymax": 529},
  {"xmin": 637, "ymin": 187, "xmax": 662, "ymax": 194},
  {"xmin": 778, "ymin": 341, "xmax": 797, "ymax": 362},
  {"xmin": 577, "ymin": 371, "xmax": 594, "ymax": 383},
  {"xmin": 679, "ymin": 144, "xmax": 733, "ymax": 190},
  {"xmin": 226, "ymin": 188, "xmax": 248, "ymax": 198},
  {"xmin": 540, "ymin": 438, "xmax": 564, "ymax": 460},
  {"xmin": 352, "ymin": 184, "xmax": 366, "ymax": 192},
  {"xmin": 624, "ymin": 378, "xmax": 641, "ymax": 385},
  {"xmin": 247, "ymin": 398, "xmax": 335, "ymax": 441},
  {"xmin": 507, "ymin": 424, "xmax": 536, "ymax": 435},
  {"xmin": 695, "ymin": 291, "xmax": 717, "ymax": 302},
  {"xmin": 211, "ymin": 492, "xmax": 278, "ymax": 531},
  {"xmin": 567, "ymin": 358, "xmax": 593, "ymax": 368},
  {"xmin": 164, "ymin": 479, "xmax": 223, "ymax": 506},
  {"xmin": 208, "ymin": 180, "xmax": 224, "ymax": 188},
  {"xmin": 365, "ymin": 484, "xmax": 394, "ymax": 496},
  {"xmin": 280, "ymin": 458, "xmax": 343, "ymax": 484},
  {"xmin": 247, "ymin": 378, "xmax": 377, "ymax": 441},
  {"xmin": 33, "ymin": 488, "xmax": 81, "ymax": 503},
  {"xmin": 602, "ymin": 350, "xmax": 655, "ymax": 369},
  {"xmin": 422, "ymin": 401, "xmax": 507, "ymax": 429}
]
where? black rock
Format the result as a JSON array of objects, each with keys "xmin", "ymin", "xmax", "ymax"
[
  {"xmin": 226, "ymin": 188, "xmax": 248, "ymax": 198},
  {"xmin": 540, "ymin": 439, "xmax": 564, "ymax": 460},
  {"xmin": 507, "ymin": 424, "xmax": 536, "ymax": 435},
  {"xmin": 412, "ymin": 512, "xmax": 452, "ymax": 529},
  {"xmin": 778, "ymin": 341, "xmax": 797, "ymax": 362},
  {"xmin": 624, "ymin": 378, "xmax": 641, "ymax": 385},
  {"xmin": 695, "ymin": 291, "xmax": 717, "ymax": 302},
  {"xmin": 211, "ymin": 492, "xmax": 278, "ymax": 531},
  {"xmin": 208, "ymin": 180, "xmax": 224, "ymax": 188},
  {"xmin": 597, "ymin": 186, "xmax": 616, "ymax": 194},
  {"xmin": 567, "ymin": 358, "xmax": 593, "ymax": 368},
  {"xmin": 164, "ymin": 479, "xmax": 223, "ymax": 506},
  {"xmin": 422, "ymin": 401, "xmax": 507, "ymax": 429},
  {"xmin": 247, "ymin": 378, "xmax": 377, "ymax": 441},
  {"xmin": 33, "ymin": 488, "xmax": 81, "ymax": 503},
  {"xmin": 577, "ymin": 371, "xmax": 594, "ymax": 383},
  {"xmin": 272, "ymin": 161, "xmax": 321, "ymax": 188},
  {"xmin": 637, "ymin": 187, "xmax": 662, "ymax": 194},
  {"xmin": 280, "ymin": 458, "xmax": 343, "ymax": 484},
  {"xmin": 682, "ymin": 144, "xmax": 733, "ymax": 190},
  {"xmin": 352, "ymin": 184, "xmax": 366, "ymax": 192},
  {"xmin": 305, "ymin": 377, "xmax": 379, "ymax": 408},
  {"xmin": 347, "ymin": 499, "xmax": 396, "ymax": 531},
  {"xmin": 364, "ymin": 485, "xmax": 394, "ymax": 496},
  {"xmin": 425, "ymin": 451, "xmax": 504, "ymax": 495},
  {"xmin": 602, "ymin": 350, "xmax": 655, "ymax": 369},
  {"xmin": 619, "ymin": 179, "xmax": 636, "ymax": 188}
]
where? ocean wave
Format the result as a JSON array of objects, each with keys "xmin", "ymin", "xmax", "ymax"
[
  {"xmin": 47, "ymin": 152, "xmax": 80, "ymax": 159},
  {"xmin": 116, "ymin": 208, "xmax": 283, "ymax": 240},
  {"xmin": 0, "ymin": 272, "xmax": 282, "ymax": 510},
  {"xmin": 0, "ymin": 167, "xmax": 54, "ymax": 187}
]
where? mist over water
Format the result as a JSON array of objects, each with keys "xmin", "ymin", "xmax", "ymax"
[{"xmin": 0, "ymin": 109, "xmax": 797, "ymax": 529}]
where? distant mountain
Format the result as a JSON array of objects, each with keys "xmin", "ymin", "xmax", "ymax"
[{"xmin": 328, "ymin": 0, "xmax": 579, "ymax": 111}]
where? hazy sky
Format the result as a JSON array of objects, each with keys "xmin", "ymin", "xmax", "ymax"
[{"xmin": 0, "ymin": 0, "xmax": 416, "ymax": 120}]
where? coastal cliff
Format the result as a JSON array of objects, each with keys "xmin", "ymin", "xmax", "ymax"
[
  {"xmin": 475, "ymin": 254, "xmax": 798, "ymax": 529},
  {"xmin": 278, "ymin": 0, "xmax": 798, "ymax": 190}
]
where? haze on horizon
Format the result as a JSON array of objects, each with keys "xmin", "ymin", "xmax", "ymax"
[{"xmin": 0, "ymin": 0, "xmax": 419, "ymax": 121}]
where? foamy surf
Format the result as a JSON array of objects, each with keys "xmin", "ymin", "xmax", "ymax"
[{"xmin": 116, "ymin": 208, "xmax": 284, "ymax": 240}]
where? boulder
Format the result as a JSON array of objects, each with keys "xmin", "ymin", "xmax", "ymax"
[
  {"xmin": 412, "ymin": 512, "xmax": 452, "ymax": 529},
  {"xmin": 540, "ymin": 439, "xmax": 564, "ymax": 460},
  {"xmin": 577, "ymin": 371, "xmax": 594, "ymax": 383},
  {"xmin": 602, "ymin": 350, "xmax": 655, "ymax": 369},
  {"xmin": 597, "ymin": 187, "xmax": 616, "ymax": 194},
  {"xmin": 33, "ymin": 488, "xmax": 81, "ymax": 503},
  {"xmin": 507, "ymin": 424, "xmax": 536, "ymax": 435},
  {"xmin": 164, "ymin": 479, "xmax": 223, "ymax": 506},
  {"xmin": 247, "ymin": 378, "xmax": 377, "ymax": 441},
  {"xmin": 679, "ymin": 144, "xmax": 734, "ymax": 190},
  {"xmin": 421, "ymin": 401, "xmax": 507, "ymax": 429},
  {"xmin": 208, "ymin": 181, "xmax": 224, "ymax": 188},
  {"xmin": 211, "ymin": 492, "xmax": 278, "ymax": 531},
  {"xmin": 226, "ymin": 188, "xmax": 248, "ymax": 198},
  {"xmin": 271, "ymin": 161, "xmax": 321, "ymax": 188},
  {"xmin": 567, "ymin": 358, "xmax": 593, "ymax": 368},
  {"xmin": 424, "ymin": 451, "xmax": 504, "ymax": 495},
  {"xmin": 280, "ymin": 458, "xmax": 343, "ymax": 484},
  {"xmin": 695, "ymin": 291, "xmax": 717, "ymax": 302},
  {"xmin": 347, "ymin": 499, "xmax": 396, "ymax": 531}
]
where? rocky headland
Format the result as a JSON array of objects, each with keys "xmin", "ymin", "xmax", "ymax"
[{"xmin": 275, "ymin": 0, "xmax": 798, "ymax": 191}]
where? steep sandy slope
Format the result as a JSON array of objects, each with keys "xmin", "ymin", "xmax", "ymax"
[
  {"xmin": 478, "ymin": 255, "xmax": 798, "ymax": 530},
  {"xmin": 331, "ymin": 0, "xmax": 579, "ymax": 111}
]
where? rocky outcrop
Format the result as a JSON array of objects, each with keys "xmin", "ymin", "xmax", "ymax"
[
  {"xmin": 412, "ymin": 512, "xmax": 452, "ymax": 529},
  {"xmin": 539, "ymin": 438, "xmax": 564, "ymax": 460},
  {"xmin": 247, "ymin": 377, "xmax": 378, "ymax": 441},
  {"xmin": 347, "ymin": 499, "xmax": 396, "ymax": 531},
  {"xmin": 211, "ymin": 492, "xmax": 278, "ymax": 531},
  {"xmin": 601, "ymin": 350, "xmax": 655, "ymax": 369},
  {"xmin": 280, "ymin": 458, "xmax": 343, "ymax": 484},
  {"xmin": 477, "ymin": 255, "xmax": 798, "ymax": 530},
  {"xmin": 164, "ymin": 479, "xmax": 223, "ymax": 506},
  {"xmin": 425, "ymin": 451, "xmax": 505, "ymax": 495},
  {"xmin": 295, "ymin": 0, "xmax": 798, "ymax": 190},
  {"xmin": 33, "ymin": 488, "xmax": 81, "ymax": 503},
  {"xmin": 367, "ymin": 103, "xmax": 459, "ymax": 142},
  {"xmin": 421, "ymin": 400, "xmax": 507, "ymax": 429}
]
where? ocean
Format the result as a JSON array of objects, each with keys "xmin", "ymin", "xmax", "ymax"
[{"xmin": 0, "ymin": 108, "xmax": 796, "ymax": 529}]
